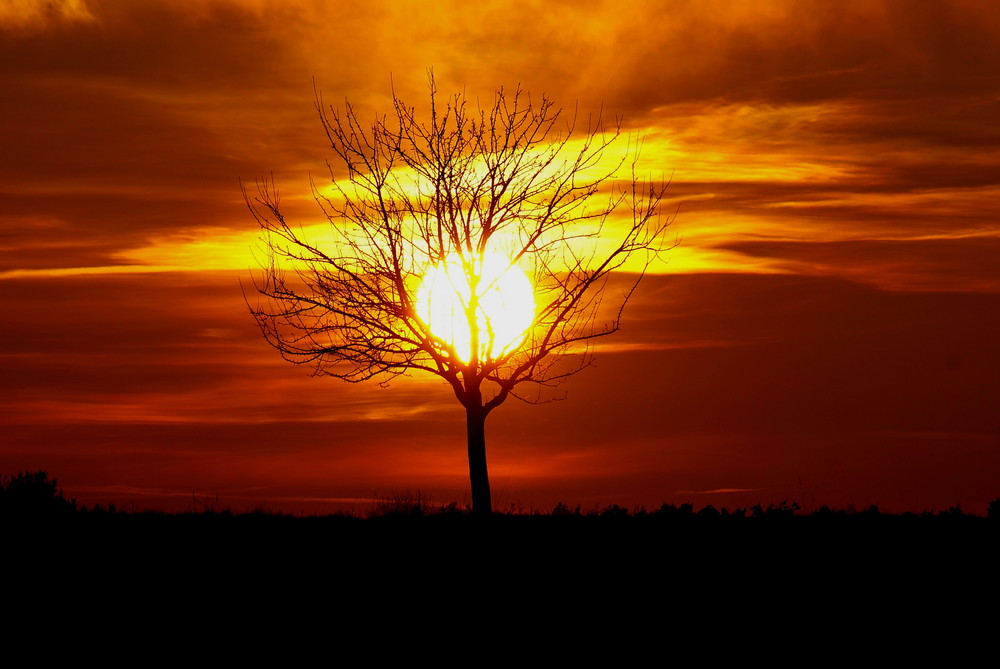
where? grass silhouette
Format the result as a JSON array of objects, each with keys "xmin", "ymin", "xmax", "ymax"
[{"xmin": 4, "ymin": 470, "xmax": 996, "ymax": 617}]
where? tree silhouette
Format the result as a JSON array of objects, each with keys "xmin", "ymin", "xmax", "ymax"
[
  {"xmin": 0, "ymin": 470, "xmax": 76, "ymax": 515},
  {"xmin": 244, "ymin": 75, "xmax": 673, "ymax": 515}
]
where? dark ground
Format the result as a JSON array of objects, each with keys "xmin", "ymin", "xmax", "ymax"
[{"xmin": 4, "ymin": 472, "xmax": 997, "ymax": 634}]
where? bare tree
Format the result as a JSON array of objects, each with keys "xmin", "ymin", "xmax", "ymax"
[{"xmin": 244, "ymin": 75, "xmax": 673, "ymax": 515}]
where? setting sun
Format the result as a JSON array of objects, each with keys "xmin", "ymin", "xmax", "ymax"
[
  {"xmin": 416, "ymin": 251, "xmax": 535, "ymax": 363},
  {"xmin": 5, "ymin": 0, "xmax": 1000, "ymax": 518}
]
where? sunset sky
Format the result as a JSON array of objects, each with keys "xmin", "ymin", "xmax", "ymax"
[{"xmin": 3, "ymin": 0, "xmax": 999, "ymax": 514}]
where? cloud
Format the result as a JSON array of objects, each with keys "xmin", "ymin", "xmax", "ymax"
[
  {"xmin": 718, "ymin": 236, "xmax": 1000, "ymax": 293},
  {"xmin": 4, "ymin": 0, "xmax": 1000, "ymax": 514},
  {"xmin": 3, "ymin": 0, "xmax": 998, "ymax": 280},
  {"xmin": 0, "ymin": 0, "xmax": 95, "ymax": 31}
]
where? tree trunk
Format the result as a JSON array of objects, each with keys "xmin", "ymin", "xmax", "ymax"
[{"xmin": 466, "ymin": 404, "xmax": 492, "ymax": 515}]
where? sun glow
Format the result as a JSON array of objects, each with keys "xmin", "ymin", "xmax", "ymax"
[{"xmin": 416, "ymin": 251, "xmax": 535, "ymax": 363}]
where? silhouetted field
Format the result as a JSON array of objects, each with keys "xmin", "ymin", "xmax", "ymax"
[
  {"xmin": 5, "ymin": 472, "xmax": 997, "ymax": 596},
  {"xmin": 8, "ymin": 472, "xmax": 992, "ymax": 646}
]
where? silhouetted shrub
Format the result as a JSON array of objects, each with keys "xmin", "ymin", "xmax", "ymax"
[
  {"xmin": 814, "ymin": 505, "xmax": 848, "ymax": 520},
  {"xmin": 988, "ymin": 498, "xmax": 1000, "ymax": 521},
  {"xmin": 752, "ymin": 500, "xmax": 800, "ymax": 519},
  {"xmin": 89, "ymin": 503, "xmax": 118, "ymax": 514},
  {"xmin": 697, "ymin": 504, "xmax": 721, "ymax": 518},
  {"xmin": 652, "ymin": 503, "xmax": 694, "ymax": 518},
  {"xmin": 436, "ymin": 501, "xmax": 468, "ymax": 516},
  {"xmin": 367, "ymin": 490, "xmax": 429, "ymax": 518},
  {"xmin": 0, "ymin": 471, "xmax": 76, "ymax": 516},
  {"xmin": 600, "ymin": 504, "xmax": 630, "ymax": 518},
  {"xmin": 552, "ymin": 502, "xmax": 581, "ymax": 516}
]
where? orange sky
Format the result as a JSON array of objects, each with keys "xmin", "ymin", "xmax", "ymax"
[{"xmin": 2, "ymin": 0, "xmax": 999, "ymax": 514}]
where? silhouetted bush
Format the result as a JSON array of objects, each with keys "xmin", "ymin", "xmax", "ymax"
[
  {"xmin": 551, "ymin": 502, "xmax": 581, "ymax": 516},
  {"xmin": 988, "ymin": 498, "xmax": 1000, "ymax": 521},
  {"xmin": 0, "ymin": 471, "xmax": 76, "ymax": 516},
  {"xmin": 652, "ymin": 503, "xmax": 694, "ymax": 518},
  {"xmin": 600, "ymin": 504, "xmax": 630, "ymax": 518},
  {"xmin": 814, "ymin": 505, "xmax": 848, "ymax": 519},
  {"xmin": 697, "ymin": 504, "xmax": 721, "ymax": 518},
  {"xmin": 367, "ymin": 490, "xmax": 430, "ymax": 518},
  {"xmin": 436, "ymin": 501, "xmax": 468, "ymax": 516},
  {"xmin": 751, "ymin": 500, "xmax": 799, "ymax": 519}
]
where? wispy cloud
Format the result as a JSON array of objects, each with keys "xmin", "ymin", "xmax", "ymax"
[{"xmin": 3, "ymin": 0, "xmax": 1000, "ymax": 514}]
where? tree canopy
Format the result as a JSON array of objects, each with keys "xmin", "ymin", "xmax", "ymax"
[{"xmin": 245, "ymin": 75, "xmax": 673, "ymax": 513}]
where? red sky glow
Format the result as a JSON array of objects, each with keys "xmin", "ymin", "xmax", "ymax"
[{"xmin": 2, "ymin": 0, "xmax": 999, "ymax": 514}]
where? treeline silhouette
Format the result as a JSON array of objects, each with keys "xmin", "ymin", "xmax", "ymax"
[
  {"xmin": 4, "ymin": 469, "xmax": 998, "ymax": 523},
  {"xmin": 4, "ymin": 470, "xmax": 997, "ymax": 605}
]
